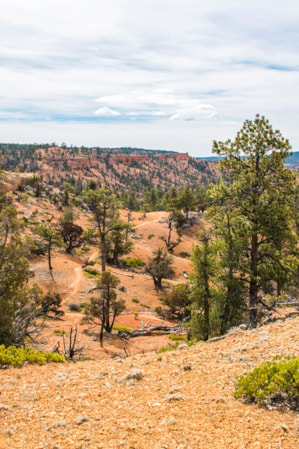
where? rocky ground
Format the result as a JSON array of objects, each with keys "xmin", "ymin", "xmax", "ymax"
[{"xmin": 0, "ymin": 317, "xmax": 298, "ymax": 449}]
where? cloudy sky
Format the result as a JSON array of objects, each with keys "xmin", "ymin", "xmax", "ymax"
[{"xmin": 1, "ymin": 0, "xmax": 299, "ymax": 156}]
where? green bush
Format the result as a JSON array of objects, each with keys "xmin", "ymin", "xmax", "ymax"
[
  {"xmin": 234, "ymin": 356, "xmax": 299, "ymax": 411},
  {"xmin": 156, "ymin": 339, "xmax": 196, "ymax": 354},
  {"xmin": 148, "ymin": 234, "xmax": 154, "ymax": 240},
  {"xmin": 80, "ymin": 301, "xmax": 91, "ymax": 309},
  {"xmin": 124, "ymin": 257, "xmax": 145, "ymax": 269},
  {"xmin": 168, "ymin": 334, "xmax": 187, "ymax": 341},
  {"xmin": 113, "ymin": 325, "xmax": 132, "ymax": 333},
  {"xmin": 156, "ymin": 343, "xmax": 177, "ymax": 354},
  {"xmin": 0, "ymin": 345, "xmax": 65, "ymax": 367},
  {"xmin": 132, "ymin": 298, "xmax": 139, "ymax": 304},
  {"xmin": 84, "ymin": 266, "xmax": 100, "ymax": 277},
  {"xmin": 54, "ymin": 329, "xmax": 67, "ymax": 336}
]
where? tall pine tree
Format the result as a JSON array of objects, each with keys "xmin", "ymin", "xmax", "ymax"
[{"xmin": 213, "ymin": 115, "xmax": 298, "ymax": 328}]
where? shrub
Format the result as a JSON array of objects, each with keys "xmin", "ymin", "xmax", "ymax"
[
  {"xmin": 113, "ymin": 325, "xmax": 132, "ymax": 333},
  {"xmin": 156, "ymin": 343, "xmax": 177, "ymax": 354},
  {"xmin": 84, "ymin": 266, "xmax": 100, "ymax": 277},
  {"xmin": 168, "ymin": 334, "xmax": 187, "ymax": 341},
  {"xmin": 156, "ymin": 339, "xmax": 196, "ymax": 354},
  {"xmin": 234, "ymin": 356, "xmax": 299, "ymax": 411},
  {"xmin": 54, "ymin": 329, "xmax": 67, "ymax": 336},
  {"xmin": 132, "ymin": 298, "xmax": 139, "ymax": 304},
  {"xmin": 178, "ymin": 251, "xmax": 190, "ymax": 258},
  {"xmin": 148, "ymin": 234, "xmax": 154, "ymax": 240},
  {"xmin": 155, "ymin": 306, "xmax": 166, "ymax": 317},
  {"xmin": 124, "ymin": 257, "xmax": 145, "ymax": 269},
  {"xmin": 80, "ymin": 301, "xmax": 91, "ymax": 309},
  {"xmin": 68, "ymin": 302, "xmax": 81, "ymax": 312},
  {"xmin": 0, "ymin": 345, "xmax": 65, "ymax": 367}
]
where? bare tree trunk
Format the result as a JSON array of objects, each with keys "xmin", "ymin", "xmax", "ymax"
[
  {"xmin": 249, "ymin": 233, "xmax": 258, "ymax": 328},
  {"xmin": 48, "ymin": 240, "xmax": 53, "ymax": 272},
  {"xmin": 101, "ymin": 236, "xmax": 106, "ymax": 272}
]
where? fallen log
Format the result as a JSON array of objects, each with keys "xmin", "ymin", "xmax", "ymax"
[
  {"xmin": 123, "ymin": 324, "xmax": 183, "ymax": 338},
  {"xmin": 110, "ymin": 270, "xmax": 134, "ymax": 278}
]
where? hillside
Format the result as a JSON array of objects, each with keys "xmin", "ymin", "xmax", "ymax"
[
  {"xmin": 0, "ymin": 178, "xmax": 197, "ymax": 357},
  {"xmin": 0, "ymin": 317, "xmax": 298, "ymax": 449},
  {"xmin": 0, "ymin": 145, "xmax": 218, "ymax": 197},
  {"xmin": 1, "ymin": 157, "xmax": 298, "ymax": 448}
]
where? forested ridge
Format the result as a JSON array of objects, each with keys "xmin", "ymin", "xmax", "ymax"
[{"xmin": 0, "ymin": 144, "xmax": 216, "ymax": 198}]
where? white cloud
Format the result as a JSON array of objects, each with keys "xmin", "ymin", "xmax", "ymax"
[
  {"xmin": 94, "ymin": 107, "xmax": 120, "ymax": 117},
  {"xmin": 1, "ymin": 1, "xmax": 299, "ymax": 154},
  {"xmin": 170, "ymin": 105, "xmax": 219, "ymax": 121}
]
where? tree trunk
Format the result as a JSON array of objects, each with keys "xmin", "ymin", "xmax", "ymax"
[
  {"xmin": 155, "ymin": 277, "xmax": 162, "ymax": 289},
  {"xmin": 249, "ymin": 233, "xmax": 258, "ymax": 328},
  {"xmin": 48, "ymin": 241, "xmax": 53, "ymax": 272},
  {"xmin": 100, "ymin": 303, "xmax": 105, "ymax": 347},
  {"xmin": 220, "ymin": 302, "xmax": 230, "ymax": 335},
  {"xmin": 203, "ymin": 295, "xmax": 210, "ymax": 341},
  {"xmin": 67, "ymin": 236, "xmax": 73, "ymax": 254},
  {"xmin": 101, "ymin": 236, "xmax": 106, "ymax": 272},
  {"xmin": 100, "ymin": 321, "xmax": 104, "ymax": 347}
]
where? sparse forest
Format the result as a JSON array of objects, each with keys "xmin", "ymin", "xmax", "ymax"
[
  {"xmin": 0, "ymin": 117, "xmax": 298, "ymax": 449},
  {"xmin": 0, "ymin": 115, "xmax": 298, "ymax": 353}
]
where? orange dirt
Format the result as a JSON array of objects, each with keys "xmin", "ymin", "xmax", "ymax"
[
  {"xmin": 26, "ymin": 211, "xmax": 196, "ymax": 359},
  {"xmin": 0, "ymin": 317, "xmax": 298, "ymax": 449}
]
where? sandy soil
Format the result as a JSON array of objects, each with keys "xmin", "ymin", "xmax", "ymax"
[{"xmin": 0, "ymin": 317, "xmax": 298, "ymax": 449}]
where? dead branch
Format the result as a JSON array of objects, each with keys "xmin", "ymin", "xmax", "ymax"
[{"xmin": 124, "ymin": 324, "xmax": 183, "ymax": 338}]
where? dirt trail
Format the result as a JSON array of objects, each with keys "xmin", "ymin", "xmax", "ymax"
[
  {"xmin": 68, "ymin": 266, "xmax": 83, "ymax": 302},
  {"xmin": 133, "ymin": 211, "xmax": 167, "ymax": 229}
]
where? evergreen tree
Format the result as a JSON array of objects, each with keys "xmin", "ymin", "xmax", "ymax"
[
  {"xmin": 89, "ymin": 272, "xmax": 125, "ymax": 346},
  {"xmin": 36, "ymin": 223, "xmax": 64, "ymax": 273},
  {"xmin": 190, "ymin": 232, "xmax": 217, "ymax": 341},
  {"xmin": 147, "ymin": 248, "xmax": 174, "ymax": 289},
  {"xmin": 106, "ymin": 220, "xmax": 133, "ymax": 265},
  {"xmin": 84, "ymin": 187, "xmax": 119, "ymax": 272},
  {"xmin": 178, "ymin": 185, "xmax": 196, "ymax": 219},
  {"xmin": 213, "ymin": 115, "xmax": 298, "ymax": 328},
  {"xmin": 0, "ymin": 206, "xmax": 44, "ymax": 346},
  {"xmin": 60, "ymin": 208, "xmax": 83, "ymax": 254},
  {"xmin": 208, "ymin": 183, "xmax": 247, "ymax": 333}
]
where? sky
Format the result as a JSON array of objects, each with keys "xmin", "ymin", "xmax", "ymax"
[{"xmin": 1, "ymin": 0, "xmax": 299, "ymax": 157}]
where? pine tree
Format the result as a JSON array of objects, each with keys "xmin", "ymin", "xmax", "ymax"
[
  {"xmin": 208, "ymin": 183, "xmax": 247, "ymax": 333},
  {"xmin": 36, "ymin": 223, "xmax": 63, "ymax": 273},
  {"xmin": 178, "ymin": 185, "xmax": 196, "ymax": 219},
  {"xmin": 84, "ymin": 187, "xmax": 119, "ymax": 272},
  {"xmin": 190, "ymin": 232, "xmax": 217, "ymax": 340},
  {"xmin": 89, "ymin": 272, "xmax": 125, "ymax": 346},
  {"xmin": 213, "ymin": 115, "xmax": 298, "ymax": 328},
  {"xmin": 147, "ymin": 248, "xmax": 174, "ymax": 289}
]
